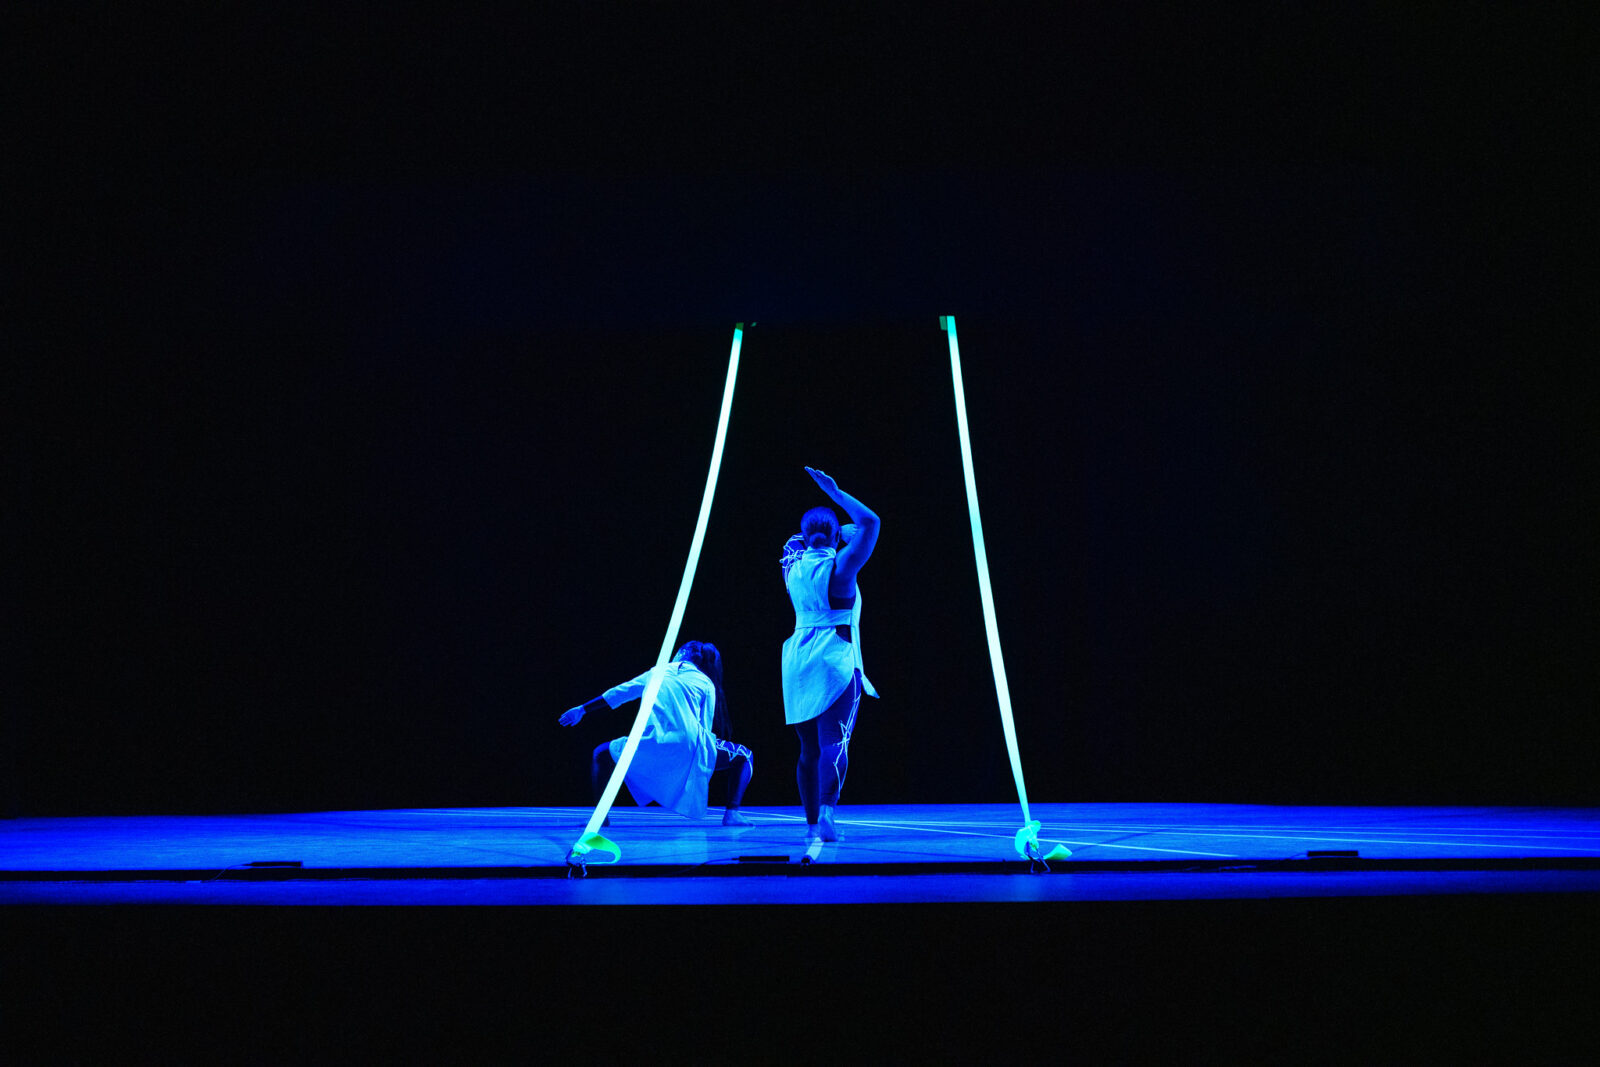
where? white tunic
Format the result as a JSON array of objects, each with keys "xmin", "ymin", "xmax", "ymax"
[
  {"xmin": 781, "ymin": 547, "xmax": 878, "ymax": 726},
  {"xmin": 601, "ymin": 660, "xmax": 719, "ymax": 820}
]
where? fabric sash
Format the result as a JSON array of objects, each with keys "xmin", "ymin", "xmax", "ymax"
[
  {"xmin": 794, "ymin": 589, "xmax": 877, "ymax": 699},
  {"xmin": 794, "ymin": 609, "xmax": 853, "ymax": 628}
]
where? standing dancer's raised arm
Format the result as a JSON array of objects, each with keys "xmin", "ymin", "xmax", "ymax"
[{"xmin": 805, "ymin": 467, "xmax": 878, "ymax": 594}]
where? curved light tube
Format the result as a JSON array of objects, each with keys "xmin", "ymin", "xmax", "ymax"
[
  {"xmin": 569, "ymin": 324, "xmax": 745, "ymax": 863},
  {"xmin": 942, "ymin": 315, "xmax": 1061, "ymax": 860}
]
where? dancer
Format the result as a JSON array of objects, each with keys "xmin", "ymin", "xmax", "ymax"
[
  {"xmin": 558, "ymin": 641, "xmax": 754, "ymax": 826},
  {"xmin": 781, "ymin": 467, "xmax": 879, "ymax": 842}
]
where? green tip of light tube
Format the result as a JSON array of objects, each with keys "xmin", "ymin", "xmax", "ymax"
[{"xmin": 570, "ymin": 832, "xmax": 620, "ymax": 865}]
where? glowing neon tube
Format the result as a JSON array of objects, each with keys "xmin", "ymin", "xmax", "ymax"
[
  {"xmin": 568, "ymin": 324, "xmax": 745, "ymax": 865},
  {"xmin": 941, "ymin": 315, "xmax": 1060, "ymax": 861}
]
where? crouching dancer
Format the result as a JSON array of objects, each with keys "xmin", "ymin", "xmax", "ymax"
[{"xmin": 558, "ymin": 640, "xmax": 754, "ymax": 826}]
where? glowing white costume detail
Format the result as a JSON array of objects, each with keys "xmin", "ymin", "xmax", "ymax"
[
  {"xmin": 781, "ymin": 547, "xmax": 878, "ymax": 726},
  {"xmin": 601, "ymin": 660, "xmax": 719, "ymax": 820}
]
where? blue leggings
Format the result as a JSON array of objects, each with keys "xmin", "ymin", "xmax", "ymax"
[{"xmin": 794, "ymin": 671, "xmax": 862, "ymax": 822}]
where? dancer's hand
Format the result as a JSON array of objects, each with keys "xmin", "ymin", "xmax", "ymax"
[
  {"xmin": 558, "ymin": 706, "xmax": 585, "ymax": 726},
  {"xmin": 839, "ymin": 523, "xmax": 859, "ymax": 545},
  {"xmin": 806, "ymin": 467, "xmax": 839, "ymax": 495}
]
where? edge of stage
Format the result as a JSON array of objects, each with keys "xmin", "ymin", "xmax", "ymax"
[
  {"xmin": 7, "ymin": 802, "xmax": 1599, "ymax": 1059},
  {"xmin": 4, "ymin": 802, "xmax": 1600, "ymax": 905}
]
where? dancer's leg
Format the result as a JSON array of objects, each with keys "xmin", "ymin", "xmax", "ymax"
[
  {"xmin": 815, "ymin": 672, "xmax": 862, "ymax": 842},
  {"xmin": 590, "ymin": 742, "xmax": 616, "ymax": 827},
  {"xmin": 794, "ymin": 719, "xmax": 821, "ymax": 826},
  {"xmin": 714, "ymin": 741, "xmax": 754, "ymax": 825}
]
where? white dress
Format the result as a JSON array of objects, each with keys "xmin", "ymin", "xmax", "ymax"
[
  {"xmin": 601, "ymin": 660, "xmax": 719, "ymax": 820},
  {"xmin": 781, "ymin": 547, "xmax": 878, "ymax": 726}
]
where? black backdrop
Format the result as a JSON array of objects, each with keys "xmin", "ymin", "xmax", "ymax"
[{"xmin": 9, "ymin": 7, "xmax": 1594, "ymax": 815}]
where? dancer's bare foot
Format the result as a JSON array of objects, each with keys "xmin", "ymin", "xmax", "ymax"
[
  {"xmin": 722, "ymin": 809, "xmax": 752, "ymax": 826},
  {"xmin": 817, "ymin": 805, "xmax": 841, "ymax": 842}
]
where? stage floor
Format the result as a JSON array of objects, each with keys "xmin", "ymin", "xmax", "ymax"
[{"xmin": 5, "ymin": 802, "xmax": 1599, "ymax": 904}]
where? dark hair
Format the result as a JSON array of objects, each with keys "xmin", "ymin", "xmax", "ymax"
[
  {"xmin": 800, "ymin": 506, "xmax": 839, "ymax": 549},
  {"xmin": 676, "ymin": 640, "xmax": 731, "ymax": 739}
]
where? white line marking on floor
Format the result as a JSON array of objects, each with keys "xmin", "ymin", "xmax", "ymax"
[
  {"xmin": 1044, "ymin": 828, "xmax": 1600, "ymax": 853},
  {"xmin": 839, "ymin": 819, "xmax": 1239, "ymax": 858}
]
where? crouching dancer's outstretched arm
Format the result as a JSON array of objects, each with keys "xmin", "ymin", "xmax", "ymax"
[{"xmin": 557, "ymin": 696, "xmax": 622, "ymax": 826}]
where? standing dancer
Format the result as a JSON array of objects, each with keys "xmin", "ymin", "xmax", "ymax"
[
  {"xmin": 558, "ymin": 641, "xmax": 754, "ymax": 826},
  {"xmin": 781, "ymin": 467, "xmax": 880, "ymax": 841}
]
